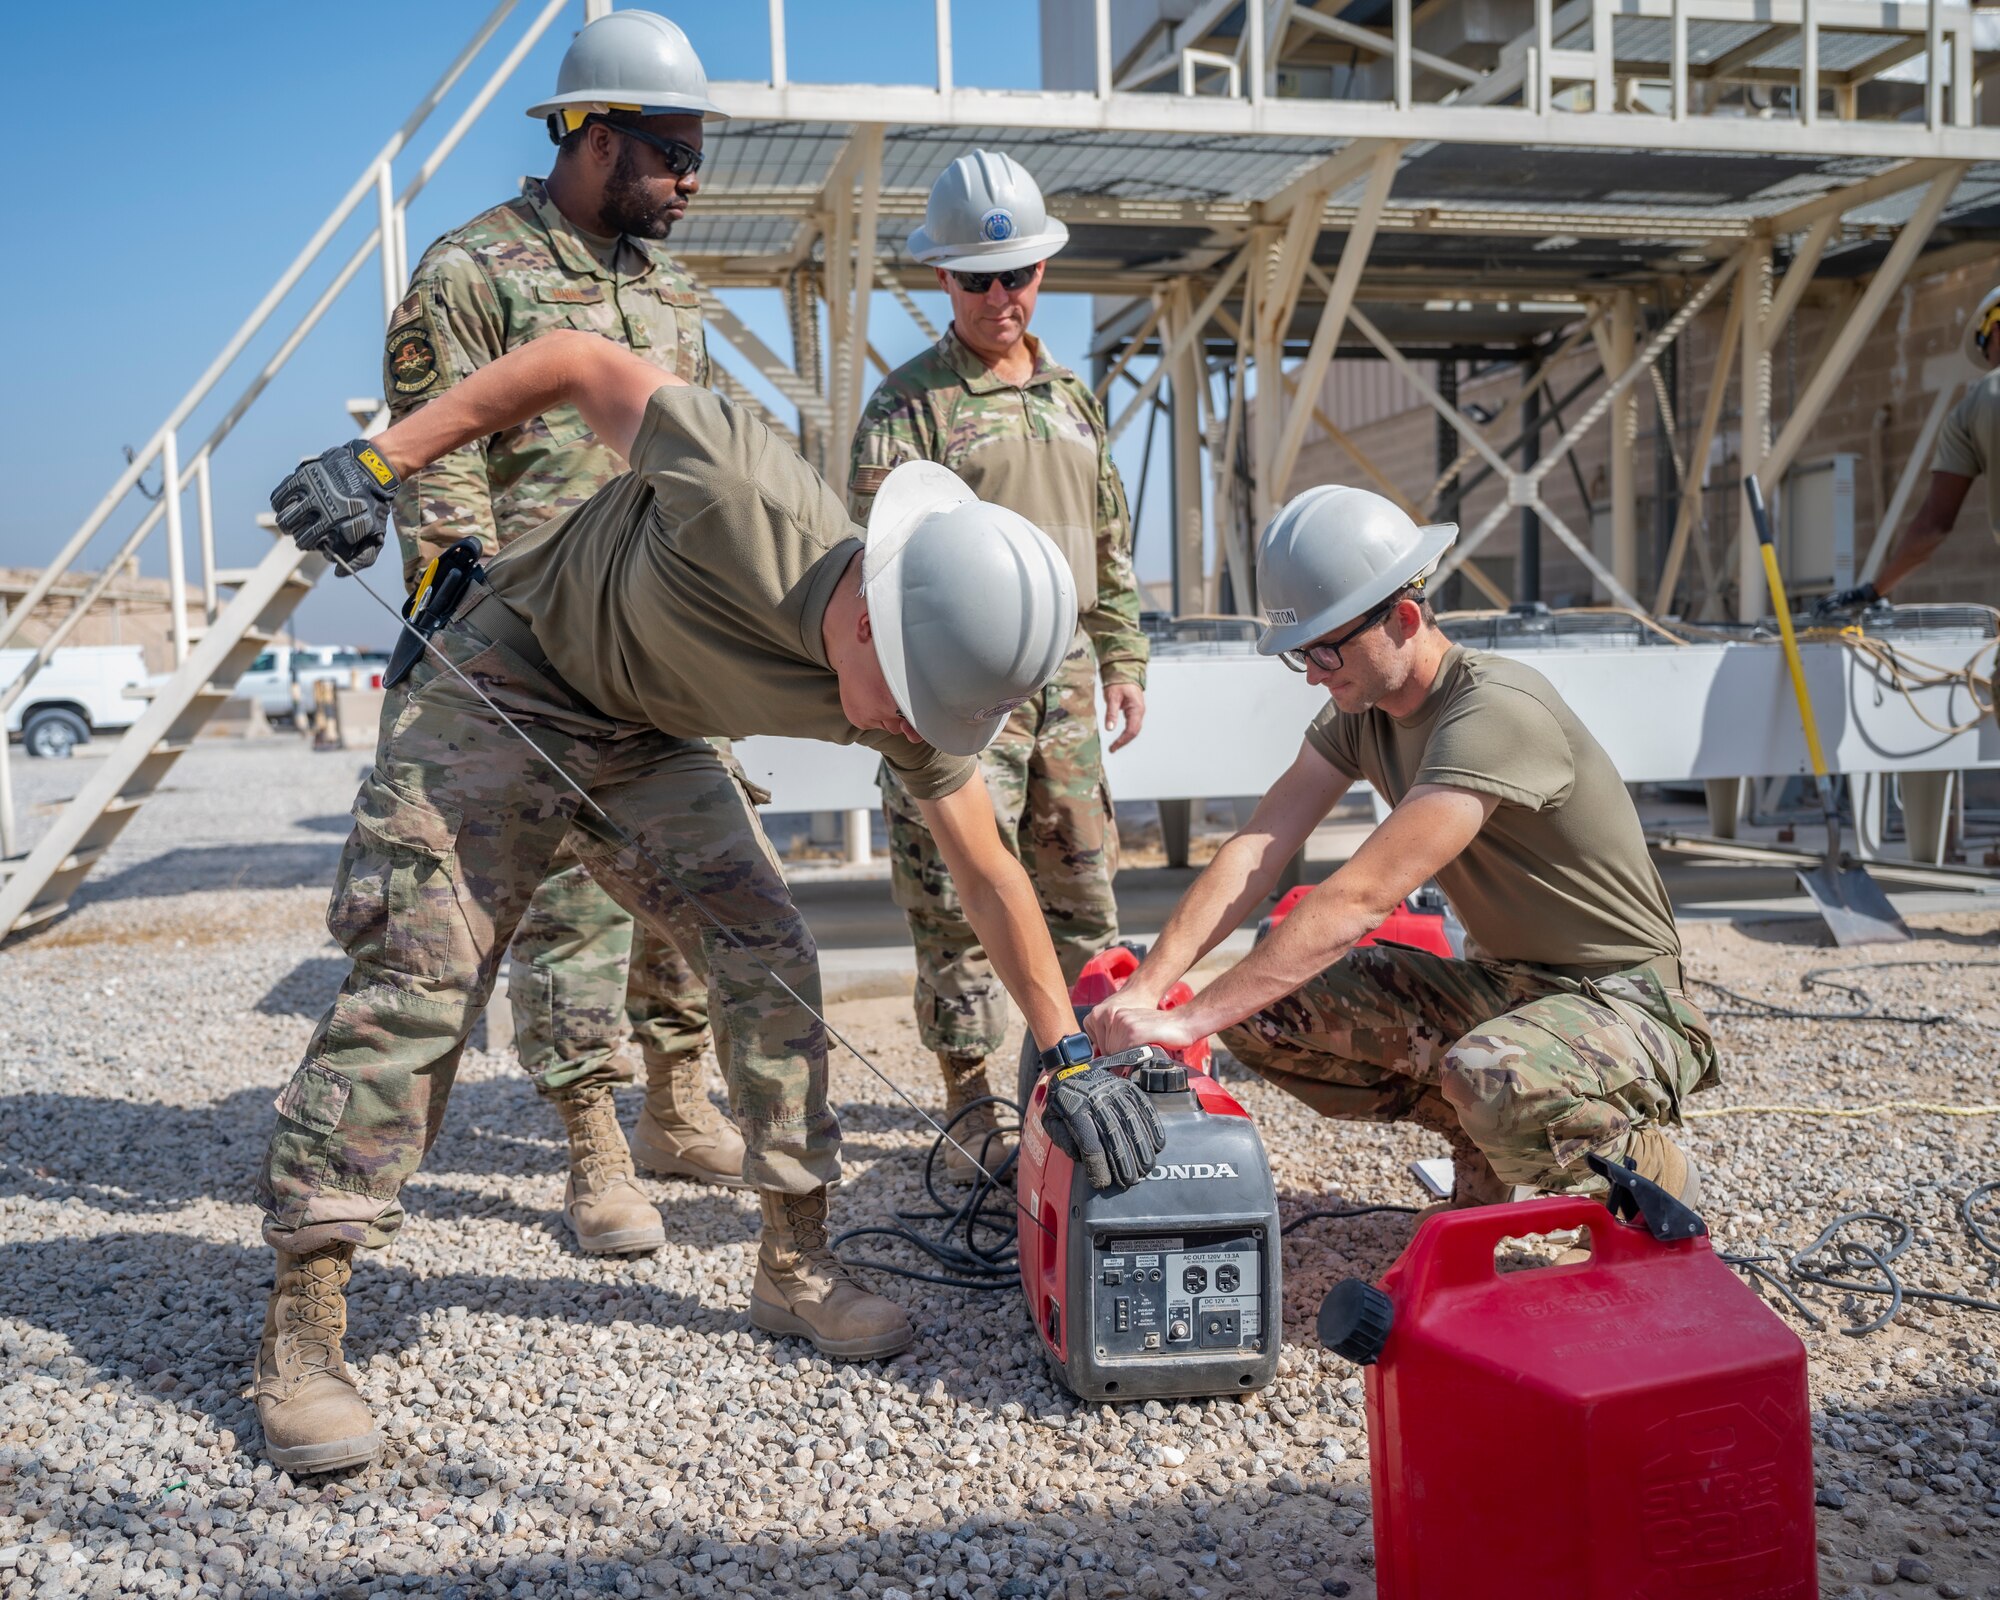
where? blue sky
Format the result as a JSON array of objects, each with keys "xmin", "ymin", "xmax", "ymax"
[{"xmin": 0, "ymin": 1, "xmax": 1171, "ymax": 648}]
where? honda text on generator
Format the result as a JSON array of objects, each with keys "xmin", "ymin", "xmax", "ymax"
[{"xmin": 1015, "ymin": 946, "xmax": 1282, "ymax": 1401}]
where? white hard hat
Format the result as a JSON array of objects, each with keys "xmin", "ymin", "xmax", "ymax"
[
  {"xmin": 1968, "ymin": 285, "xmax": 2000, "ymax": 364},
  {"xmin": 527, "ymin": 10, "xmax": 726, "ymax": 126},
  {"xmin": 907, "ymin": 150, "xmax": 1069, "ymax": 274},
  {"xmin": 1255, "ymin": 486, "xmax": 1457, "ymax": 658},
  {"xmin": 863, "ymin": 462, "xmax": 1078, "ymax": 756}
]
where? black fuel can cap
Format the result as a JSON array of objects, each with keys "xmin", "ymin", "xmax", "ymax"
[
  {"xmin": 1133, "ymin": 1056, "xmax": 1189, "ymax": 1094},
  {"xmin": 1317, "ymin": 1279, "xmax": 1393, "ymax": 1366}
]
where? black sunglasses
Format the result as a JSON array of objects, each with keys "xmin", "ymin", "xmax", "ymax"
[
  {"xmin": 1279, "ymin": 592, "xmax": 1408, "ymax": 674},
  {"xmin": 949, "ymin": 265, "xmax": 1038, "ymax": 294},
  {"xmin": 597, "ymin": 119, "xmax": 705, "ymax": 178}
]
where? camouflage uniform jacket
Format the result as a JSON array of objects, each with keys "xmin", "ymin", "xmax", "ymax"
[
  {"xmin": 847, "ymin": 328, "xmax": 1148, "ymax": 689},
  {"xmin": 383, "ymin": 175, "xmax": 710, "ymax": 584}
]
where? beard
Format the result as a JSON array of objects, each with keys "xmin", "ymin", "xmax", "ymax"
[{"xmin": 600, "ymin": 142, "xmax": 679, "ymax": 240}]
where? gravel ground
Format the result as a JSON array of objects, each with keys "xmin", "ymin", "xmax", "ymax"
[{"xmin": 4, "ymin": 740, "xmax": 2000, "ymax": 1599}]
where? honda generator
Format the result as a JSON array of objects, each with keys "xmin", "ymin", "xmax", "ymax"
[{"xmin": 1015, "ymin": 949, "xmax": 1281, "ymax": 1401}]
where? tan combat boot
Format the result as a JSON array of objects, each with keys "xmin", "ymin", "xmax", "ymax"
[
  {"xmin": 1553, "ymin": 1128, "xmax": 1702, "ymax": 1264},
  {"xmin": 253, "ymin": 1243, "xmax": 381, "ymax": 1475},
  {"xmin": 631, "ymin": 1046, "xmax": 748, "ymax": 1187},
  {"xmin": 749, "ymin": 1188, "xmax": 914, "ymax": 1360},
  {"xmin": 554, "ymin": 1084, "xmax": 667, "ymax": 1256},
  {"xmin": 1409, "ymin": 1089, "xmax": 1514, "ymax": 1223},
  {"xmin": 937, "ymin": 1052, "xmax": 1016, "ymax": 1185},
  {"xmin": 1624, "ymin": 1125, "xmax": 1702, "ymax": 1208}
]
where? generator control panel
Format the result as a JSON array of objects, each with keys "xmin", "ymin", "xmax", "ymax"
[{"xmin": 1091, "ymin": 1229, "xmax": 1265, "ymax": 1357}]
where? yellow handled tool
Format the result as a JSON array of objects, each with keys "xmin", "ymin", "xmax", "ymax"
[{"xmin": 1745, "ymin": 476, "xmax": 1907, "ymax": 946}]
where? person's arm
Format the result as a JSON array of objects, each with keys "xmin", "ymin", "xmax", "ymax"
[
  {"xmin": 375, "ymin": 330, "xmax": 683, "ymax": 482},
  {"xmin": 1090, "ymin": 783, "xmax": 1496, "ymax": 1054},
  {"xmin": 1871, "ymin": 471, "xmax": 1974, "ymax": 596},
  {"xmin": 382, "ymin": 252, "xmax": 504, "ymax": 588},
  {"xmin": 1080, "ymin": 390, "xmax": 1150, "ymax": 752},
  {"xmin": 1084, "ymin": 744, "xmax": 1349, "ymax": 1046},
  {"xmin": 915, "ymin": 771, "xmax": 1075, "ymax": 1051}
]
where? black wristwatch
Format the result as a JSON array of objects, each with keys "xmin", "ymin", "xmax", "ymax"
[{"xmin": 1037, "ymin": 1032, "xmax": 1094, "ymax": 1076}]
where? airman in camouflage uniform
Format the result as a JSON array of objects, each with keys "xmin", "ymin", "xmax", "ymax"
[
  {"xmin": 1087, "ymin": 489, "xmax": 1716, "ymax": 1208},
  {"xmin": 850, "ymin": 324, "xmax": 1147, "ymax": 1169},
  {"xmin": 256, "ymin": 332, "xmax": 1086, "ymax": 1473},
  {"xmin": 385, "ymin": 168, "xmax": 750, "ymax": 1245}
]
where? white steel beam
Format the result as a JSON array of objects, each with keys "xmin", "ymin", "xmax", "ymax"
[
  {"xmin": 1653, "ymin": 271, "xmax": 1746, "ymax": 613},
  {"xmin": 1166, "ymin": 282, "xmax": 1207, "ymax": 616},
  {"xmin": 1761, "ymin": 211, "xmax": 1837, "ymax": 337},
  {"xmin": 1736, "ymin": 239, "xmax": 1773, "ymax": 619},
  {"xmin": 706, "ymin": 83, "xmax": 2000, "ymax": 161},
  {"xmin": 1094, "ymin": 295, "xmax": 1167, "ymax": 402},
  {"xmin": 877, "ymin": 260, "xmax": 940, "ymax": 344},
  {"xmin": 1269, "ymin": 143, "xmax": 1402, "ymax": 503},
  {"xmin": 692, "ymin": 287, "xmax": 832, "ymax": 428},
  {"xmin": 1763, "ymin": 158, "xmax": 1957, "ymax": 235},
  {"xmin": 1423, "ymin": 312, "xmax": 1605, "ymax": 511},
  {"xmin": 1107, "ymin": 254, "xmax": 1250, "ymax": 445},
  {"xmin": 1285, "ymin": 5, "xmax": 1481, "ymax": 87},
  {"xmin": 1600, "ymin": 292, "xmax": 1638, "ymax": 595},
  {"xmin": 1760, "ymin": 165, "xmax": 1965, "ymax": 490}
]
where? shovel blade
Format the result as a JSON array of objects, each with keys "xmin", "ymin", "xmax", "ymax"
[{"xmin": 1796, "ymin": 864, "xmax": 1912, "ymax": 947}]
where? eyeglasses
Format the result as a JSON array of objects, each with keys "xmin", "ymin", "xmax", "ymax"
[
  {"xmin": 949, "ymin": 265, "xmax": 1039, "ymax": 295},
  {"xmin": 597, "ymin": 119, "xmax": 705, "ymax": 178},
  {"xmin": 1279, "ymin": 592, "xmax": 1407, "ymax": 674}
]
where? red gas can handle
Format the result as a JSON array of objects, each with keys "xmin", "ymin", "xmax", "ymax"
[{"xmin": 1413, "ymin": 1195, "xmax": 1667, "ymax": 1290}]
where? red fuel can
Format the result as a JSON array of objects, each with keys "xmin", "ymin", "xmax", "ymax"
[{"xmin": 1320, "ymin": 1196, "xmax": 1817, "ymax": 1600}]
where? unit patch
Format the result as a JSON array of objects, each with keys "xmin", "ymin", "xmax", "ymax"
[{"xmin": 388, "ymin": 329, "xmax": 440, "ymax": 395}]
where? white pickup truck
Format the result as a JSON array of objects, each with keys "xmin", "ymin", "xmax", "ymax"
[
  {"xmin": 1, "ymin": 645, "xmax": 153, "ymax": 758},
  {"xmin": 233, "ymin": 644, "xmax": 391, "ymax": 723}
]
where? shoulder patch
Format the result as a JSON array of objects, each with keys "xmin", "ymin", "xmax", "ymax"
[
  {"xmin": 850, "ymin": 464, "xmax": 892, "ymax": 496},
  {"xmin": 387, "ymin": 326, "xmax": 440, "ymax": 395}
]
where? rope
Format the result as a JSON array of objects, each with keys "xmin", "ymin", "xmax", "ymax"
[
  {"xmin": 1688, "ymin": 1101, "xmax": 2000, "ymax": 1120},
  {"xmin": 1823, "ymin": 628, "xmax": 1997, "ymax": 738}
]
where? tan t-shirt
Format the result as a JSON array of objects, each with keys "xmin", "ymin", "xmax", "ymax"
[
  {"xmin": 1933, "ymin": 369, "xmax": 2000, "ymax": 543},
  {"xmin": 484, "ymin": 385, "xmax": 975, "ymax": 800},
  {"xmin": 1306, "ymin": 645, "xmax": 1679, "ymax": 972}
]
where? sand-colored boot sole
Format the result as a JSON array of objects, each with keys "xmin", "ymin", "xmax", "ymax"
[
  {"xmin": 631, "ymin": 1115, "xmax": 751, "ymax": 1189},
  {"xmin": 748, "ymin": 1291, "xmax": 915, "ymax": 1360},
  {"xmin": 259, "ymin": 1418, "xmax": 383, "ymax": 1477},
  {"xmin": 564, "ymin": 1176, "xmax": 667, "ymax": 1257}
]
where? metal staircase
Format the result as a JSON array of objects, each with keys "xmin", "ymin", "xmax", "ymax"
[
  {"xmin": 0, "ymin": 543, "xmax": 325, "ymax": 935},
  {"xmin": 0, "ymin": 0, "xmax": 592, "ymax": 941}
]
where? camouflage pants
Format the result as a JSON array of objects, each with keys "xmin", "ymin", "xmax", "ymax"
[
  {"xmin": 260, "ymin": 603, "xmax": 836, "ymax": 1254},
  {"xmin": 1218, "ymin": 944, "xmax": 1718, "ymax": 1192},
  {"xmin": 881, "ymin": 639, "xmax": 1119, "ymax": 1059},
  {"xmin": 508, "ymin": 755, "xmax": 752, "ymax": 1094}
]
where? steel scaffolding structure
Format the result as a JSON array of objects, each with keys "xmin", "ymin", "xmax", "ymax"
[
  {"xmin": 671, "ymin": 0, "xmax": 2000, "ymax": 623},
  {"xmin": 6, "ymin": 0, "xmax": 2000, "ymax": 934}
]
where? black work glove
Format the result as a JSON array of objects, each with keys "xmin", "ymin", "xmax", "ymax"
[
  {"xmin": 270, "ymin": 440, "xmax": 400, "ymax": 576},
  {"xmin": 1044, "ymin": 1060, "xmax": 1165, "ymax": 1190},
  {"xmin": 1812, "ymin": 581, "xmax": 1879, "ymax": 621}
]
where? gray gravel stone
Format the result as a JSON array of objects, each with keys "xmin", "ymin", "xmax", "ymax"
[{"xmin": 3, "ymin": 741, "xmax": 1999, "ymax": 1596}]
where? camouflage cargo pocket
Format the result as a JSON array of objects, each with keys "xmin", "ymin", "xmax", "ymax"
[
  {"xmin": 1508, "ymin": 994, "xmax": 1666, "ymax": 1166},
  {"xmin": 274, "ymin": 1061, "xmax": 352, "ymax": 1134},
  {"xmin": 326, "ymin": 772, "xmax": 470, "ymax": 981}
]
